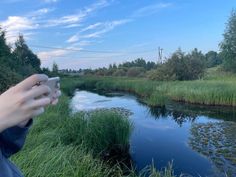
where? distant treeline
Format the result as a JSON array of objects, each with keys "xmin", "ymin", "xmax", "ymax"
[{"xmin": 71, "ymin": 49, "xmax": 222, "ymax": 80}]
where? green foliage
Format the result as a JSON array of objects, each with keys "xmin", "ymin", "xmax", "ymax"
[
  {"xmin": 13, "ymin": 35, "xmax": 41, "ymax": 76},
  {"xmin": 119, "ymin": 58, "xmax": 156, "ymax": 70},
  {"xmin": 205, "ymin": 51, "xmax": 222, "ymax": 68},
  {"xmin": 12, "ymin": 95, "xmax": 176, "ymax": 177},
  {"xmin": 60, "ymin": 110, "xmax": 132, "ymax": 155},
  {"xmin": 220, "ymin": 9, "xmax": 236, "ymax": 72},
  {"xmin": 113, "ymin": 69, "xmax": 126, "ymax": 77},
  {"xmin": 0, "ymin": 66, "xmax": 22, "ymax": 93},
  {"xmin": 0, "ymin": 28, "xmax": 42, "ymax": 92},
  {"xmin": 148, "ymin": 48, "xmax": 206, "ymax": 81},
  {"xmin": 52, "ymin": 61, "xmax": 59, "ymax": 74},
  {"xmin": 68, "ymin": 72, "xmax": 236, "ymax": 107},
  {"xmin": 126, "ymin": 67, "xmax": 145, "ymax": 77}
]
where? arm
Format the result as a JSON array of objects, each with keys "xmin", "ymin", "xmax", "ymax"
[
  {"xmin": 0, "ymin": 74, "xmax": 50, "ymax": 133},
  {"xmin": 0, "ymin": 119, "xmax": 32, "ymax": 158}
]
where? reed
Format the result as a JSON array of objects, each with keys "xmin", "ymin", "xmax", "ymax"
[{"xmin": 12, "ymin": 95, "xmax": 176, "ymax": 177}]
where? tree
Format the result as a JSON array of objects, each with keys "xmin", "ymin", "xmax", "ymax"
[
  {"xmin": 147, "ymin": 48, "xmax": 206, "ymax": 81},
  {"xmin": 13, "ymin": 35, "xmax": 41, "ymax": 76},
  {"xmin": 52, "ymin": 62, "xmax": 59, "ymax": 74},
  {"xmin": 220, "ymin": 9, "xmax": 236, "ymax": 72},
  {"xmin": 126, "ymin": 67, "xmax": 145, "ymax": 77},
  {"xmin": 205, "ymin": 51, "xmax": 222, "ymax": 68},
  {"xmin": 0, "ymin": 29, "xmax": 15, "ymax": 68}
]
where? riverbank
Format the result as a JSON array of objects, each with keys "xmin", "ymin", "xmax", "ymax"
[
  {"xmin": 62, "ymin": 68, "xmax": 236, "ymax": 108},
  {"xmin": 12, "ymin": 94, "xmax": 176, "ymax": 177}
]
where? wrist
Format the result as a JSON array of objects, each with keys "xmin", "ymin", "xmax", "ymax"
[
  {"xmin": 18, "ymin": 120, "xmax": 30, "ymax": 128},
  {"xmin": 0, "ymin": 120, "xmax": 8, "ymax": 133}
]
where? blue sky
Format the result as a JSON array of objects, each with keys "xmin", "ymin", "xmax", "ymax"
[{"xmin": 0, "ymin": 0, "xmax": 235, "ymax": 69}]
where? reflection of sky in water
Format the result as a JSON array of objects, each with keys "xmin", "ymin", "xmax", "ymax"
[{"xmin": 71, "ymin": 90, "xmax": 230, "ymax": 176}]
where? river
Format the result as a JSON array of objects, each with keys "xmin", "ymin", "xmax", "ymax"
[{"xmin": 70, "ymin": 90, "xmax": 236, "ymax": 177}]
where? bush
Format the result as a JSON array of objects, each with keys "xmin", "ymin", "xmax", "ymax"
[
  {"xmin": 147, "ymin": 48, "xmax": 206, "ymax": 81},
  {"xmin": 113, "ymin": 69, "xmax": 126, "ymax": 77},
  {"xmin": 0, "ymin": 66, "xmax": 22, "ymax": 93},
  {"xmin": 126, "ymin": 67, "xmax": 145, "ymax": 77}
]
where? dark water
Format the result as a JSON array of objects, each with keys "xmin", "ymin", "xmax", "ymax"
[{"xmin": 70, "ymin": 90, "xmax": 236, "ymax": 177}]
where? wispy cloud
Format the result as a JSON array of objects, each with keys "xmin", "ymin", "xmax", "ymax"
[
  {"xmin": 1, "ymin": 0, "xmax": 25, "ymax": 3},
  {"xmin": 42, "ymin": 0, "xmax": 58, "ymax": 3},
  {"xmin": 45, "ymin": 0, "xmax": 111, "ymax": 28},
  {"xmin": 1, "ymin": 16, "xmax": 38, "ymax": 43},
  {"xmin": 80, "ymin": 22, "xmax": 103, "ymax": 32},
  {"xmin": 132, "ymin": 2, "xmax": 172, "ymax": 17},
  {"xmin": 1, "ymin": 0, "xmax": 112, "ymax": 44},
  {"xmin": 37, "ymin": 45, "xmax": 83, "ymax": 61},
  {"xmin": 37, "ymin": 49, "xmax": 69, "ymax": 60},
  {"xmin": 28, "ymin": 8, "xmax": 54, "ymax": 17},
  {"xmin": 67, "ymin": 19, "xmax": 131, "ymax": 43},
  {"xmin": 0, "ymin": 7, "xmax": 54, "ymax": 43}
]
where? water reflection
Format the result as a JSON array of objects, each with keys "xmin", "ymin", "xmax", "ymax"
[
  {"xmin": 71, "ymin": 90, "xmax": 236, "ymax": 176},
  {"xmin": 148, "ymin": 106, "xmax": 197, "ymax": 127}
]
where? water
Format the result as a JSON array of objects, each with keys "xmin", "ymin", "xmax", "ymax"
[{"xmin": 71, "ymin": 90, "xmax": 236, "ymax": 177}]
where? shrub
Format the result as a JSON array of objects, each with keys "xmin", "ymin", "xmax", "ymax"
[{"xmin": 126, "ymin": 67, "xmax": 145, "ymax": 77}]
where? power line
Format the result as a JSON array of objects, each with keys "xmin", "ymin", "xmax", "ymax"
[
  {"xmin": 30, "ymin": 44, "xmax": 156, "ymax": 54},
  {"xmin": 3, "ymin": 34, "xmax": 156, "ymax": 54}
]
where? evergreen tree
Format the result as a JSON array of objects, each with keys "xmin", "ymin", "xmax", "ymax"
[{"xmin": 13, "ymin": 35, "xmax": 41, "ymax": 75}]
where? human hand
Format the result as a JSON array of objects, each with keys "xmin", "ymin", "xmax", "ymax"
[{"xmin": 0, "ymin": 74, "xmax": 51, "ymax": 132}]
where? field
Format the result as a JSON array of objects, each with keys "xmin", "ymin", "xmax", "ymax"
[{"xmin": 62, "ymin": 67, "xmax": 236, "ymax": 108}]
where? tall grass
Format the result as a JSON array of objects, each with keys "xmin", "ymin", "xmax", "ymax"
[
  {"xmin": 65, "ymin": 72, "xmax": 236, "ymax": 107},
  {"xmin": 12, "ymin": 95, "xmax": 177, "ymax": 177},
  {"xmin": 11, "ymin": 96, "xmax": 129, "ymax": 177}
]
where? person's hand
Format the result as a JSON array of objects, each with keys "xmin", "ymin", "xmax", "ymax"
[{"xmin": 0, "ymin": 74, "xmax": 51, "ymax": 132}]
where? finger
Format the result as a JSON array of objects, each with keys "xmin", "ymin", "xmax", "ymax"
[
  {"xmin": 51, "ymin": 99, "xmax": 58, "ymax": 105},
  {"xmin": 25, "ymin": 85, "xmax": 51, "ymax": 100},
  {"xmin": 16, "ymin": 74, "xmax": 48, "ymax": 91},
  {"xmin": 51, "ymin": 90, "xmax": 61, "ymax": 100},
  {"xmin": 27, "ymin": 97, "xmax": 51, "ymax": 109},
  {"xmin": 31, "ymin": 107, "xmax": 45, "ymax": 117}
]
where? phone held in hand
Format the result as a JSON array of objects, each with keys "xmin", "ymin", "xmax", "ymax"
[{"xmin": 36, "ymin": 77, "xmax": 60, "ymax": 100}]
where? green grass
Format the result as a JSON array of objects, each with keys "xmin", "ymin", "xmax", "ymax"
[
  {"xmin": 63, "ymin": 68, "xmax": 236, "ymax": 107},
  {"xmin": 12, "ymin": 94, "xmax": 177, "ymax": 177}
]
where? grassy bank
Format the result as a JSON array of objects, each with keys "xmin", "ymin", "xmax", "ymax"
[
  {"xmin": 12, "ymin": 93, "xmax": 177, "ymax": 177},
  {"xmin": 61, "ymin": 68, "xmax": 236, "ymax": 107}
]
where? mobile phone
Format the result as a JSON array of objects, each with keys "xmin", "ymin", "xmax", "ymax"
[{"xmin": 44, "ymin": 77, "xmax": 60, "ymax": 100}]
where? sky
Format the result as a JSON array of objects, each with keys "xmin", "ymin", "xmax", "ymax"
[{"xmin": 0, "ymin": 0, "xmax": 235, "ymax": 69}]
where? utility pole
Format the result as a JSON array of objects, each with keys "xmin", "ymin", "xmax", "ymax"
[{"xmin": 158, "ymin": 47, "xmax": 163, "ymax": 64}]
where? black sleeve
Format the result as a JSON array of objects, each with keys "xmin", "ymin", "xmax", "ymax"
[{"xmin": 0, "ymin": 119, "xmax": 33, "ymax": 158}]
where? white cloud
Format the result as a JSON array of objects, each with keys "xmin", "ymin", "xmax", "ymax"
[
  {"xmin": 67, "ymin": 35, "xmax": 80, "ymax": 43},
  {"xmin": 29, "ymin": 8, "xmax": 54, "ymax": 17},
  {"xmin": 67, "ymin": 19, "xmax": 131, "ymax": 43},
  {"xmin": 38, "ymin": 49, "xmax": 68, "ymax": 60},
  {"xmin": 38, "ymin": 45, "xmax": 83, "ymax": 61},
  {"xmin": 80, "ymin": 22, "xmax": 103, "ymax": 32},
  {"xmin": 132, "ymin": 3, "xmax": 172, "ymax": 17},
  {"xmin": 0, "ymin": 7, "xmax": 54, "ymax": 44},
  {"xmin": 45, "ymin": 0, "xmax": 111, "ymax": 28},
  {"xmin": 1, "ymin": 16, "xmax": 38, "ymax": 43},
  {"xmin": 42, "ymin": 0, "xmax": 58, "ymax": 3},
  {"xmin": 64, "ymin": 24, "xmax": 81, "ymax": 28}
]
